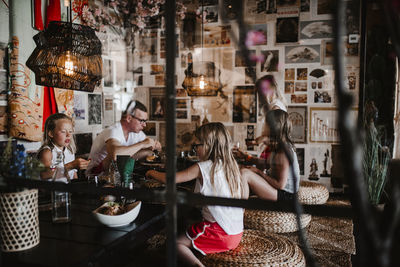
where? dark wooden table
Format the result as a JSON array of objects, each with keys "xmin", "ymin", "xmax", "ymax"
[{"xmin": 1, "ymin": 194, "xmax": 166, "ymax": 267}]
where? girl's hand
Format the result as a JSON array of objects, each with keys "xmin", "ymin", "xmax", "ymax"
[
  {"xmin": 232, "ymin": 148, "xmax": 246, "ymax": 159},
  {"xmin": 72, "ymin": 158, "xmax": 90, "ymax": 170}
]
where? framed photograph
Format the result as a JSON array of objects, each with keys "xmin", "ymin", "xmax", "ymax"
[
  {"xmin": 149, "ymin": 87, "xmax": 166, "ymax": 121},
  {"xmin": 276, "ymin": 17, "xmax": 299, "ymax": 44},
  {"xmin": 88, "ymin": 94, "xmax": 102, "ymax": 125},
  {"xmin": 74, "ymin": 133, "xmax": 93, "ymax": 157},
  {"xmin": 288, "ymin": 106, "xmax": 307, "ymax": 143},
  {"xmin": 309, "ymin": 107, "xmax": 358, "ymax": 143},
  {"xmin": 299, "ymin": 20, "xmax": 333, "ymax": 39},
  {"xmin": 314, "ymin": 90, "xmax": 333, "ymax": 103},
  {"xmin": 260, "ymin": 50, "xmax": 279, "ymax": 72},
  {"xmin": 276, "ymin": 0, "xmax": 299, "ymax": 9},
  {"xmin": 233, "ymin": 86, "xmax": 257, "ymax": 123},
  {"xmin": 102, "ymin": 58, "xmax": 113, "ymax": 88},
  {"xmin": 176, "ymin": 97, "xmax": 191, "ymax": 123},
  {"xmin": 285, "ymin": 45, "xmax": 320, "ymax": 64},
  {"xmin": 285, "ymin": 68, "xmax": 295, "ymax": 80},
  {"xmin": 143, "ymin": 122, "xmax": 157, "ymax": 137},
  {"xmin": 321, "ymin": 40, "xmax": 333, "ymax": 65}
]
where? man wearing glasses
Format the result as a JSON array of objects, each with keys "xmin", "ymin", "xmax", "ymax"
[{"xmin": 87, "ymin": 100, "xmax": 162, "ymax": 175}]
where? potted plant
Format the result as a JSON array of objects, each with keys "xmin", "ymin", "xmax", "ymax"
[{"xmin": 362, "ymin": 101, "xmax": 391, "ymax": 206}]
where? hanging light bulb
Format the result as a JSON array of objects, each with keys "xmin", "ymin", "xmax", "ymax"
[
  {"xmin": 199, "ymin": 75, "xmax": 205, "ymax": 89},
  {"xmin": 64, "ymin": 51, "xmax": 74, "ymax": 75}
]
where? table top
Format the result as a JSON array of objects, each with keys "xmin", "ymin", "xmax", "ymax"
[{"xmin": 1, "ymin": 195, "xmax": 166, "ymax": 267}]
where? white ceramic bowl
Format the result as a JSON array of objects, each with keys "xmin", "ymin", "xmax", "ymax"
[{"xmin": 92, "ymin": 201, "xmax": 141, "ymax": 227}]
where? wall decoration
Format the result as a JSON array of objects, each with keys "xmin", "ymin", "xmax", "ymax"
[
  {"xmin": 203, "ymin": 25, "xmax": 232, "ymax": 47},
  {"xmin": 346, "ymin": 66, "xmax": 359, "ymax": 91},
  {"xmin": 288, "ymin": 106, "xmax": 307, "ymax": 143},
  {"xmin": 73, "ymin": 92, "xmax": 86, "ymax": 121},
  {"xmin": 103, "ymin": 94, "xmax": 115, "ymax": 127},
  {"xmin": 143, "ymin": 122, "xmax": 156, "ymax": 137},
  {"xmin": 296, "ymin": 68, "xmax": 308, "ymax": 80},
  {"xmin": 160, "ymin": 32, "xmax": 179, "ymax": 58},
  {"xmin": 198, "ymin": 5, "xmax": 219, "ymax": 24},
  {"xmin": 300, "ymin": 20, "xmax": 333, "ymax": 39},
  {"xmin": 74, "ymin": 133, "xmax": 93, "ymax": 157},
  {"xmin": 321, "ymin": 40, "xmax": 333, "ymax": 65},
  {"xmin": 276, "ymin": 0, "xmax": 299, "ymax": 9},
  {"xmin": 176, "ymin": 122, "xmax": 197, "ymax": 151},
  {"xmin": 0, "ymin": 43, "xmax": 6, "ymax": 69},
  {"xmin": 276, "ymin": 17, "xmax": 299, "ymax": 44},
  {"xmin": 291, "ymin": 94, "xmax": 307, "ymax": 104},
  {"xmin": 317, "ymin": 0, "xmax": 335, "ymax": 15},
  {"xmin": 267, "ymin": 0, "xmax": 277, "ymax": 14},
  {"xmin": 300, "ymin": 0, "xmax": 310, "ymax": 12},
  {"xmin": 260, "ymin": 50, "xmax": 279, "ymax": 72},
  {"xmin": 88, "ymin": 94, "xmax": 102, "ymax": 125},
  {"xmin": 244, "ymin": 0, "xmax": 268, "ymax": 24},
  {"xmin": 309, "ymin": 107, "xmax": 357, "ymax": 143},
  {"xmin": 137, "ymin": 31, "xmax": 158, "ymax": 63},
  {"xmin": 285, "ymin": 68, "xmax": 295, "ymax": 80},
  {"xmin": 296, "ymin": 147, "xmax": 305, "ymax": 175},
  {"xmin": 235, "ymin": 50, "xmax": 256, "ymax": 67},
  {"xmin": 103, "ymin": 58, "xmax": 113, "ymax": 87},
  {"xmin": 54, "ymin": 88, "xmax": 74, "ymax": 117},
  {"xmin": 233, "ymin": 86, "xmax": 257, "ymax": 123},
  {"xmin": 285, "ymin": 45, "xmax": 320, "ymax": 63},
  {"xmin": 314, "ymin": 91, "xmax": 332, "ymax": 103},
  {"xmin": 295, "ymin": 81, "xmax": 307, "ymax": 92},
  {"xmin": 285, "ymin": 81, "xmax": 295, "ymax": 93},
  {"xmin": 149, "ymin": 87, "xmax": 166, "ymax": 121},
  {"xmin": 176, "ymin": 98, "xmax": 191, "ymax": 123}
]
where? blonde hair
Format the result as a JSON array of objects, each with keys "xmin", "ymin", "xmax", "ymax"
[
  {"xmin": 39, "ymin": 113, "xmax": 76, "ymax": 154},
  {"xmin": 265, "ymin": 109, "xmax": 294, "ymax": 152},
  {"xmin": 195, "ymin": 123, "xmax": 243, "ymax": 198},
  {"xmin": 256, "ymin": 74, "xmax": 287, "ymax": 108}
]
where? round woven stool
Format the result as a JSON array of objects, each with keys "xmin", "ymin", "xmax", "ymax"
[
  {"xmin": 298, "ymin": 181, "xmax": 329, "ymax": 205},
  {"xmin": 244, "ymin": 209, "xmax": 312, "ymax": 233},
  {"xmin": 201, "ymin": 229, "xmax": 306, "ymax": 267}
]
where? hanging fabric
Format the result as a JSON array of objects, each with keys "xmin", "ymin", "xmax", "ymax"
[
  {"xmin": 42, "ymin": 0, "xmax": 61, "ymax": 130},
  {"xmin": 33, "ymin": 0, "xmax": 44, "ymax": 31}
]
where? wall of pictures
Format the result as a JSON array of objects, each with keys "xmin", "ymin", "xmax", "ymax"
[{"xmin": 129, "ymin": 0, "xmax": 360, "ymax": 191}]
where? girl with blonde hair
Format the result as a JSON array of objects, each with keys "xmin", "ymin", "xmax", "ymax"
[{"xmin": 146, "ymin": 122, "xmax": 248, "ymax": 267}]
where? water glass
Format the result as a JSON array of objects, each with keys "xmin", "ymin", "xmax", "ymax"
[{"xmin": 52, "ymin": 191, "xmax": 71, "ymax": 223}]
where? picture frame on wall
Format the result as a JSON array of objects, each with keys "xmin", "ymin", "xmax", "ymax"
[
  {"xmin": 276, "ymin": 17, "xmax": 299, "ymax": 44},
  {"xmin": 149, "ymin": 87, "xmax": 166, "ymax": 121},
  {"xmin": 176, "ymin": 97, "xmax": 191, "ymax": 123},
  {"xmin": 285, "ymin": 45, "xmax": 320, "ymax": 64},
  {"xmin": 299, "ymin": 20, "xmax": 333, "ymax": 39},
  {"xmin": 309, "ymin": 107, "xmax": 357, "ymax": 143},
  {"xmin": 287, "ymin": 106, "xmax": 307, "ymax": 143},
  {"xmin": 88, "ymin": 93, "xmax": 102, "ymax": 125}
]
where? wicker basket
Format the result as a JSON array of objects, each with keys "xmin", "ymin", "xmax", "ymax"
[
  {"xmin": 298, "ymin": 181, "xmax": 329, "ymax": 205},
  {"xmin": 244, "ymin": 209, "xmax": 312, "ymax": 233},
  {"xmin": 0, "ymin": 189, "xmax": 40, "ymax": 252},
  {"xmin": 201, "ymin": 229, "xmax": 306, "ymax": 267}
]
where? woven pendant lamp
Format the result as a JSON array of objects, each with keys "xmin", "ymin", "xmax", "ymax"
[{"xmin": 26, "ymin": 21, "xmax": 102, "ymax": 92}]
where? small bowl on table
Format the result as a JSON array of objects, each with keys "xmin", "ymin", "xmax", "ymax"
[{"xmin": 92, "ymin": 201, "xmax": 142, "ymax": 227}]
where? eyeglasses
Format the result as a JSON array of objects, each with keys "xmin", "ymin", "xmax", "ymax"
[
  {"xmin": 132, "ymin": 115, "xmax": 148, "ymax": 124},
  {"xmin": 192, "ymin": 143, "xmax": 203, "ymax": 149}
]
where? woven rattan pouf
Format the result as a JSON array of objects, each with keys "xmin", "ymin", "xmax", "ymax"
[
  {"xmin": 201, "ymin": 229, "xmax": 306, "ymax": 267},
  {"xmin": 298, "ymin": 181, "xmax": 329, "ymax": 205},
  {"xmin": 244, "ymin": 209, "xmax": 312, "ymax": 233}
]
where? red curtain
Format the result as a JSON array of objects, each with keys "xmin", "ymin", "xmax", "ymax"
[{"xmin": 42, "ymin": 0, "xmax": 61, "ymax": 130}]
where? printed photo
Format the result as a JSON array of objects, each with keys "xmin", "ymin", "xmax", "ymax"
[
  {"xmin": 261, "ymin": 50, "xmax": 279, "ymax": 72},
  {"xmin": 295, "ymin": 81, "xmax": 307, "ymax": 92},
  {"xmin": 285, "ymin": 45, "xmax": 320, "ymax": 64},
  {"xmin": 88, "ymin": 94, "xmax": 102, "ymax": 125},
  {"xmin": 314, "ymin": 91, "xmax": 332, "ymax": 103},
  {"xmin": 296, "ymin": 68, "xmax": 308, "ymax": 80},
  {"xmin": 285, "ymin": 81, "xmax": 295, "ymax": 94},
  {"xmin": 291, "ymin": 94, "xmax": 307, "ymax": 104},
  {"xmin": 233, "ymin": 86, "xmax": 257, "ymax": 123},
  {"xmin": 285, "ymin": 68, "xmax": 295, "ymax": 80},
  {"xmin": 300, "ymin": 20, "xmax": 333, "ymax": 39},
  {"xmin": 288, "ymin": 106, "xmax": 307, "ymax": 143},
  {"xmin": 143, "ymin": 122, "xmax": 156, "ymax": 137},
  {"xmin": 149, "ymin": 88, "xmax": 166, "ymax": 121},
  {"xmin": 276, "ymin": 17, "xmax": 299, "ymax": 44}
]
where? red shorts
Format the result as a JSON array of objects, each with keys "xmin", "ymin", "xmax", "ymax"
[{"xmin": 186, "ymin": 221, "xmax": 243, "ymax": 255}]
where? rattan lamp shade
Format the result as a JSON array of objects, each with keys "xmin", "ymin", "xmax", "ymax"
[{"xmin": 26, "ymin": 21, "xmax": 102, "ymax": 92}]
